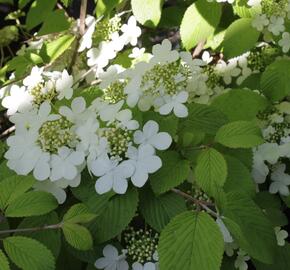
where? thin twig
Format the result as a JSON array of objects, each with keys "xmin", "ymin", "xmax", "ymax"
[
  {"xmin": 79, "ymin": 0, "xmax": 88, "ymax": 36},
  {"xmin": 192, "ymin": 40, "xmax": 205, "ymax": 59},
  {"xmin": 0, "ymin": 223, "xmax": 63, "ymax": 235},
  {"xmin": 0, "ymin": 126, "xmax": 15, "ymax": 139}
]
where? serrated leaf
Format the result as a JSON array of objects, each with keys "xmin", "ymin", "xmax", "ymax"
[
  {"xmin": 3, "ymin": 236, "xmax": 55, "ymax": 270},
  {"xmin": 0, "ymin": 249, "xmax": 10, "ymax": 270},
  {"xmin": 233, "ymin": 0, "xmax": 261, "ymax": 18},
  {"xmin": 96, "ymin": 0, "xmax": 123, "ymax": 17},
  {"xmin": 215, "ymin": 121, "xmax": 264, "ymax": 148},
  {"xmin": 0, "ymin": 175, "xmax": 35, "ymax": 209},
  {"xmin": 181, "ymin": 103, "xmax": 228, "ymax": 135},
  {"xmin": 63, "ymin": 203, "xmax": 96, "ymax": 224},
  {"xmin": 139, "ymin": 188, "xmax": 186, "ymax": 232},
  {"xmin": 150, "ymin": 151, "xmax": 190, "ymax": 195},
  {"xmin": 180, "ymin": 0, "xmax": 222, "ymax": 50},
  {"xmin": 5, "ymin": 191, "xmax": 58, "ymax": 217},
  {"xmin": 89, "ymin": 187, "xmax": 138, "ymax": 243},
  {"xmin": 261, "ymin": 59, "xmax": 290, "ymax": 101},
  {"xmin": 158, "ymin": 211, "xmax": 224, "ymax": 270},
  {"xmin": 194, "ymin": 148, "xmax": 227, "ymax": 195},
  {"xmin": 131, "ymin": 0, "xmax": 164, "ymax": 28},
  {"xmin": 223, "ymin": 191, "xmax": 276, "ymax": 264},
  {"xmin": 222, "ymin": 18, "xmax": 260, "ymax": 58},
  {"xmin": 16, "ymin": 212, "xmax": 61, "ymax": 258},
  {"xmin": 211, "ymin": 89, "xmax": 269, "ymax": 121},
  {"xmin": 62, "ymin": 223, "xmax": 93, "ymax": 251}
]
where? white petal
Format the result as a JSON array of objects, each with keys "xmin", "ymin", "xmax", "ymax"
[
  {"xmin": 149, "ymin": 133, "xmax": 172, "ymax": 150},
  {"xmin": 131, "ymin": 166, "xmax": 148, "ymax": 187},
  {"xmin": 103, "ymin": 245, "xmax": 119, "ymax": 259},
  {"xmin": 159, "ymin": 103, "xmax": 173, "ymax": 115},
  {"xmin": 113, "ymin": 177, "xmax": 128, "ymax": 194},
  {"xmin": 143, "ymin": 156, "xmax": 162, "ymax": 173},
  {"xmin": 176, "ymin": 91, "xmax": 189, "ymax": 103},
  {"xmin": 173, "ymin": 103, "xmax": 188, "ymax": 118},
  {"xmin": 143, "ymin": 120, "xmax": 159, "ymax": 138},
  {"xmin": 71, "ymin": 97, "xmax": 86, "ymax": 113},
  {"xmin": 91, "ymin": 156, "xmax": 112, "ymax": 176},
  {"xmin": 95, "ymin": 174, "xmax": 114, "ymax": 194},
  {"xmin": 33, "ymin": 159, "xmax": 50, "ymax": 181},
  {"xmin": 95, "ymin": 257, "xmax": 111, "ymax": 269}
]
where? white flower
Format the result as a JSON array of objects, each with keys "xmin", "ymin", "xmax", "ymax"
[
  {"xmin": 78, "ymin": 15, "xmax": 96, "ymax": 52},
  {"xmin": 225, "ymin": 242, "xmax": 239, "ymax": 257},
  {"xmin": 110, "ymin": 32, "xmax": 126, "ymax": 52},
  {"xmin": 269, "ymin": 164, "xmax": 290, "ymax": 196},
  {"xmin": 115, "ymin": 109, "xmax": 139, "ymax": 130},
  {"xmin": 121, "ymin": 16, "xmax": 142, "ymax": 46},
  {"xmin": 92, "ymin": 155, "xmax": 134, "ymax": 194},
  {"xmin": 247, "ymin": 0, "xmax": 261, "ymax": 7},
  {"xmin": 234, "ymin": 250, "xmax": 250, "ymax": 270},
  {"xmin": 180, "ymin": 51, "xmax": 206, "ymax": 73},
  {"xmin": 216, "ymin": 217, "xmax": 233, "ymax": 243},
  {"xmin": 127, "ymin": 145, "xmax": 162, "ymax": 188},
  {"xmin": 99, "ymin": 65, "xmax": 125, "ymax": 88},
  {"xmin": 151, "ymin": 39, "xmax": 179, "ymax": 64},
  {"xmin": 132, "ymin": 262, "xmax": 157, "ymax": 270},
  {"xmin": 274, "ymin": 227, "xmax": 288, "ymax": 246},
  {"xmin": 23, "ymin": 66, "xmax": 43, "ymax": 89},
  {"xmin": 268, "ymin": 16, "xmax": 285, "ymax": 36},
  {"xmin": 278, "ymin": 32, "xmax": 290, "ymax": 53},
  {"xmin": 134, "ymin": 120, "xmax": 172, "ymax": 150},
  {"xmin": 159, "ymin": 91, "xmax": 188, "ymax": 118},
  {"xmin": 56, "ymin": 70, "xmax": 74, "ymax": 100},
  {"xmin": 216, "ymin": 59, "xmax": 241, "ymax": 85},
  {"xmin": 252, "ymin": 14, "xmax": 269, "ymax": 31},
  {"xmin": 95, "ymin": 245, "xmax": 128, "ymax": 270},
  {"xmin": 2, "ymin": 85, "xmax": 32, "ymax": 115},
  {"xmin": 50, "ymin": 147, "xmax": 85, "ymax": 181},
  {"xmin": 129, "ymin": 47, "xmax": 146, "ymax": 59}
]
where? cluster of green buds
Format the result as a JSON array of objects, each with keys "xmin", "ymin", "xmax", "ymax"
[
  {"xmin": 204, "ymin": 66, "xmax": 222, "ymax": 89},
  {"xmin": 103, "ymin": 81, "xmax": 127, "ymax": 104},
  {"xmin": 93, "ymin": 16, "xmax": 122, "ymax": 44},
  {"xmin": 267, "ymin": 122, "xmax": 290, "ymax": 143},
  {"xmin": 0, "ymin": 25, "xmax": 19, "ymax": 47},
  {"xmin": 38, "ymin": 118, "xmax": 75, "ymax": 153},
  {"xmin": 30, "ymin": 83, "xmax": 57, "ymax": 106},
  {"xmin": 141, "ymin": 61, "xmax": 191, "ymax": 96},
  {"xmin": 101, "ymin": 124, "xmax": 132, "ymax": 158},
  {"xmin": 123, "ymin": 227, "xmax": 159, "ymax": 264},
  {"xmin": 261, "ymin": 0, "xmax": 289, "ymax": 17}
]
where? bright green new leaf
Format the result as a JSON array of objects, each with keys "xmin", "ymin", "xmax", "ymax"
[
  {"xmin": 131, "ymin": 0, "xmax": 164, "ymax": 28},
  {"xmin": 222, "ymin": 18, "xmax": 260, "ymax": 58},
  {"xmin": 5, "ymin": 191, "xmax": 58, "ymax": 217},
  {"xmin": 96, "ymin": 0, "xmax": 123, "ymax": 17},
  {"xmin": 180, "ymin": 0, "xmax": 222, "ymax": 50},
  {"xmin": 0, "ymin": 175, "xmax": 35, "ymax": 209},
  {"xmin": 0, "ymin": 249, "xmax": 10, "ymax": 270},
  {"xmin": 215, "ymin": 121, "xmax": 264, "ymax": 148},
  {"xmin": 3, "ymin": 236, "xmax": 55, "ymax": 270},
  {"xmin": 63, "ymin": 203, "xmax": 96, "ymax": 224},
  {"xmin": 62, "ymin": 223, "xmax": 93, "ymax": 251},
  {"xmin": 233, "ymin": 0, "xmax": 261, "ymax": 18},
  {"xmin": 139, "ymin": 188, "xmax": 186, "ymax": 232},
  {"xmin": 159, "ymin": 211, "xmax": 224, "ymax": 270},
  {"xmin": 195, "ymin": 148, "xmax": 227, "ymax": 195},
  {"xmin": 150, "ymin": 151, "xmax": 190, "ymax": 195},
  {"xmin": 261, "ymin": 59, "xmax": 290, "ymax": 101}
]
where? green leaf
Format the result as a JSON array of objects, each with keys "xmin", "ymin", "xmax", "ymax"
[
  {"xmin": 150, "ymin": 151, "xmax": 190, "ymax": 195},
  {"xmin": 62, "ymin": 223, "xmax": 93, "ymax": 251},
  {"xmin": 3, "ymin": 236, "xmax": 55, "ymax": 270},
  {"xmin": 222, "ymin": 18, "xmax": 260, "ymax": 58},
  {"xmin": 96, "ymin": 0, "xmax": 123, "ymax": 17},
  {"xmin": 215, "ymin": 121, "xmax": 264, "ymax": 148},
  {"xmin": 90, "ymin": 187, "xmax": 138, "ymax": 243},
  {"xmin": 19, "ymin": 0, "xmax": 32, "ymax": 9},
  {"xmin": 60, "ymin": 0, "xmax": 72, "ymax": 7},
  {"xmin": 261, "ymin": 59, "xmax": 290, "ymax": 101},
  {"xmin": 194, "ymin": 148, "xmax": 227, "ymax": 195},
  {"xmin": 181, "ymin": 103, "xmax": 228, "ymax": 135},
  {"xmin": 180, "ymin": 0, "xmax": 222, "ymax": 50},
  {"xmin": 0, "ymin": 249, "xmax": 10, "ymax": 270},
  {"xmin": 158, "ymin": 211, "xmax": 224, "ymax": 270},
  {"xmin": 40, "ymin": 34, "xmax": 75, "ymax": 63},
  {"xmin": 139, "ymin": 188, "xmax": 186, "ymax": 232},
  {"xmin": 211, "ymin": 89, "xmax": 269, "ymax": 121},
  {"xmin": 26, "ymin": 0, "xmax": 57, "ymax": 30},
  {"xmin": 233, "ymin": 0, "xmax": 261, "ymax": 18},
  {"xmin": 0, "ymin": 175, "xmax": 35, "ymax": 209},
  {"xmin": 5, "ymin": 191, "xmax": 58, "ymax": 217},
  {"xmin": 159, "ymin": 7, "xmax": 186, "ymax": 28},
  {"xmin": 224, "ymin": 156, "xmax": 255, "ymax": 197},
  {"xmin": 38, "ymin": 10, "xmax": 70, "ymax": 35},
  {"xmin": 131, "ymin": 0, "xmax": 164, "ymax": 28},
  {"xmin": 63, "ymin": 204, "xmax": 96, "ymax": 224},
  {"xmin": 223, "ymin": 191, "xmax": 276, "ymax": 264}
]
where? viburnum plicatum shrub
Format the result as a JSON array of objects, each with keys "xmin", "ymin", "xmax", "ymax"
[{"xmin": 1, "ymin": 0, "xmax": 290, "ymax": 269}]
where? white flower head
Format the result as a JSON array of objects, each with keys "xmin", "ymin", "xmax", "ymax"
[
  {"xmin": 252, "ymin": 14, "xmax": 269, "ymax": 31},
  {"xmin": 132, "ymin": 262, "xmax": 157, "ymax": 270},
  {"xmin": 151, "ymin": 39, "xmax": 179, "ymax": 64},
  {"xmin": 56, "ymin": 70, "xmax": 74, "ymax": 100},
  {"xmin": 129, "ymin": 47, "xmax": 146, "ymax": 59},
  {"xmin": 274, "ymin": 227, "xmax": 288, "ymax": 246},
  {"xmin": 23, "ymin": 66, "xmax": 43, "ymax": 89},
  {"xmin": 134, "ymin": 120, "xmax": 172, "ymax": 150},
  {"xmin": 269, "ymin": 164, "xmax": 290, "ymax": 196},
  {"xmin": 121, "ymin": 16, "xmax": 142, "ymax": 46},
  {"xmin": 234, "ymin": 250, "xmax": 250, "ymax": 270},
  {"xmin": 95, "ymin": 244, "xmax": 129, "ymax": 270},
  {"xmin": 278, "ymin": 32, "xmax": 290, "ymax": 53},
  {"xmin": 78, "ymin": 15, "xmax": 96, "ymax": 52},
  {"xmin": 268, "ymin": 16, "xmax": 285, "ymax": 36}
]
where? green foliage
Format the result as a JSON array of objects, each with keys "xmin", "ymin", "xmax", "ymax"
[
  {"xmin": 131, "ymin": 0, "xmax": 164, "ymax": 28},
  {"xmin": 3, "ymin": 236, "xmax": 55, "ymax": 270},
  {"xmin": 194, "ymin": 148, "xmax": 227, "ymax": 195},
  {"xmin": 139, "ymin": 188, "xmax": 186, "ymax": 232},
  {"xmin": 0, "ymin": 249, "xmax": 10, "ymax": 270},
  {"xmin": 180, "ymin": 0, "xmax": 222, "ymax": 50},
  {"xmin": 63, "ymin": 203, "xmax": 97, "ymax": 224},
  {"xmin": 96, "ymin": 0, "xmax": 123, "ymax": 17},
  {"xmin": 5, "ymin": 191, "xmax": 58, "ymax": 217},
  {"xmin": 158, "ymin": 211, "xmax": 224, "ymax": 270},
  {"xmin": 150, "ymin": 151, "xmax": 190, "ymax": 195},
  {"xmin": 222, "ymin": 18, "xmax": 260, "ymax": 58},
  {"xmin": 215, "ymin": 121, "xmax": 264, "ymax": 148}
]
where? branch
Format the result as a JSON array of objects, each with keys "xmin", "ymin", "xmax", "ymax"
[
  {"xmin": 0, "ymin": 223, "xmax": 63, "ymax": 235},
  {"xmin": 192, "ymin": 40, "xmax": 205, "ymax": 59},
  {"xmin": 0, "ymin": 125, "xmax": 15, "ymax": 139},
  {"xmin": 79, "ymin": 0, "xmax": 88, "ymax": 36}
]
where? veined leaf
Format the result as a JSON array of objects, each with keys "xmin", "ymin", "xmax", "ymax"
[
  {"xmin": 63, "ymin": 203, "xmax": 96, "ymax": 224},
  {"xmin": 0, "ymin": 249, "xmax": 10, "ymax": 270}
]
